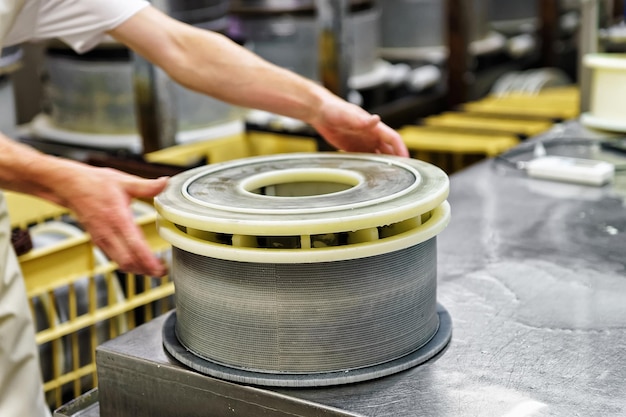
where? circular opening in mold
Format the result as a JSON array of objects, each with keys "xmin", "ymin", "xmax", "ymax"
[{"xmin": 240, "ymin": 168, "xmax": 362, "ymax": 198}]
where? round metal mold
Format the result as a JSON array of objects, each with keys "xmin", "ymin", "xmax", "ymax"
[
  {"xmin": 227, "ymin": 4, "xmax": 380, "ymax": 82},
  {"xmin": 163, "ymin": 304, "xmax": 452, "ymax": 387},
  {"xmin": 230, "ymin": 0, "xmax": 373, "ymax": 14},
  {"xmin": 39, "ymin": 48, "xmax": 243, "ymax": 140},
  {"xmin": 156, "ymin": 153, "xmax": 451, "ymax": 386},
  {"xmin": 165, "ymin": 0, "xmax": 230, "ymax": 25},
  {"xmin": 0, "ymin": 77, "xmax": 17, "ymax": 137},
  {"xmin": 0, "ymin": 46, "xmax": 23, "ymax": 75}
]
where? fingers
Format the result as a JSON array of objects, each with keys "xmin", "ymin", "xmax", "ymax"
[
  {"xmin": 79, "ymin": 173, "xmax": 169, "ymax": 277},
  {"xmin": 388, "ymin": 135, "xmax": 410, "ymax": 157},
  {"xmin": 48, "ymin": 163, "xmax": 170, "ymax": 277},
  {"xmin": 118, "ymin": 231, "xmax": 168, "ymax": 277},
  {"xmin": 377, "ymin": 142, "xmax": 396, "ymax": 156},
  {"xmin": 109, "ymin": 177, "xmax": 169, "ymax": 276},
  {"xmin": 92, "ymin": 221, "xmax": 168, "ymax": 277},
  {"xmin": 351, "ymin": 111, "xmax": 408, "ymax": 157},
  {"xmin": 373, "ymin": 121, "xmax": 410, "ymax": 157}
]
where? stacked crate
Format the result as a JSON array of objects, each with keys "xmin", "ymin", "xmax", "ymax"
[
  {"xmin": 7, "ymin": 192, "xmax": 174, "ymax": 409},
  {"xmin": 400, "ymin": 86, "xmax": 580, "ymax": 173}
]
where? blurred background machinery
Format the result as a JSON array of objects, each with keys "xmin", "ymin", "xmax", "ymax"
[{"xmin": 4, "ymin": 0, "xmax": 626, "ymax": 414}]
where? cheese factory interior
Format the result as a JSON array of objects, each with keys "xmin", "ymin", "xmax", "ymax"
[{"xmin": 3, "ymin": 0, "xmax": 626, "ymax": 416}]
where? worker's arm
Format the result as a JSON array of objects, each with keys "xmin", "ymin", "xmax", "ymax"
[
  {"xmin": 0, "ymin": 132, "xmax": 168, "ymax": 276},
  {"xmin": 108, "ymin": 6, "xmax": 408, "ymax": 157}
]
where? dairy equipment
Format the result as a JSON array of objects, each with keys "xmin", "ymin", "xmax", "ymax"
[
  {"xmin": 155, "ymin": 153, "xmax": 451, "ymax": 387},
  {"xmin": 30, "ymin": 0, "xmax": 244, "ymax": 154},
  {"xmin": 229, "ymin": 0, "xmax": 380, "ymax": 88},
  {"xmin": 53, "ymin": 122, "xmax": 626, "ymax": 417},
  {"xmin": 0, "ymin": 46, "xmax": 22, "ymax": 138},
  {"xmin": 88, "ymin": 151, "xmax": 455, "ymax": 416},
  {"xmin": 379, "ymin": 0, "xmax": 503, "ymax": 63}
]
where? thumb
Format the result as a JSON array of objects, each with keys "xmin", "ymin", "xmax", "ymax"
[
  {"xmin": 125, "ymin": 176, "xmax": 169, "ymax": 199},
  {"xmin": 357, "ymin": 113, "xmax": 380, "ymax": 130},
  {"xmin": 368, "ymin": 114, "xmax": 381, "ymax": 125}
]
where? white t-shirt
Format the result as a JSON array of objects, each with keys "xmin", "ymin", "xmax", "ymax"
[{"xmin": 0, "ymin": 0, "xmax": 149, "ymax": 53}]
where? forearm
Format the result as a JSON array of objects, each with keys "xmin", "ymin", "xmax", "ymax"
[
  {"xmin": 0, "ymin": 133, "xmax": 70, "ymax": 203},
  {"xmin": 0, "ymin": 132, "xmax": 170, "ymax": 276},
  {"xmin": 172, "ymin": 29, "xmax": 330, "ymax": 123},
  {"xmin": 110, "ymin": 7, "xmax": 331, "ymax": 124}
]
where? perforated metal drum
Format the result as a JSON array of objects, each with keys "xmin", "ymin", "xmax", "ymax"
[
  {"xmin": 228, "ymin": 1, "xmax": 379, "ymax": 81},
  {"xmin": 157, "ymin": 153, "xmax": 452, "ymax": 386}
]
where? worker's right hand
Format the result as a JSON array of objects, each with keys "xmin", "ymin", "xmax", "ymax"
[{"xmin": 309, "ymin": 93, "xmax": 409, "ymax": 157}]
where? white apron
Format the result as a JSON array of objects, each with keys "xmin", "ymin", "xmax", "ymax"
[{"xmin": 0, "ymin": 192, "xmax": 51, "ymax": 417}]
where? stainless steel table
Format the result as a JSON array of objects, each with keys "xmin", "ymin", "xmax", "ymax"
[{"xmin": 57, "ymin": 122, "xmax": 626, "ymax": 417}]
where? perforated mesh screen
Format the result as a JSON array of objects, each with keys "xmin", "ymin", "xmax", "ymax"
[{"xmin": 173, "ymin": 239, "xmax": 438, "ymax": 374}]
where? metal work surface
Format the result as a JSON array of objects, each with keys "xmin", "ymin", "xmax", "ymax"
[
  {"xmin": 93, "ymin": 122, "xmax": 626, "ymax": 417},
  {"xmin": 277, "ymin": 124, "xmax": 626, "ymax": 416}
]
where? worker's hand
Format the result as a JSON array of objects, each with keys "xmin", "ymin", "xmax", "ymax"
[
  {"xmin": 310, "ymin": 94, "xmax": 409, "ymax": 157},
  {"xmin": 44, "ymin": 161, "xmax": 169, "ymax": 277}
]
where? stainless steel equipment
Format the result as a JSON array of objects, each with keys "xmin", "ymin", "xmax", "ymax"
[
  {"xmin": 158, "ymin": 0, "xmax": 231, "ymax": 29},
  {"xmin": 379, "ymin": 0, "xmax": 499, "ymax": 62},
  {"xmin": 0, "ymin": 46, "xmax": 22, "ymax": 138},
  {"xmin": 31, "ymin": 0, "xmax": 244, "ymax": 153},
  {"xmin": 228, "ymin": 0, "xmax": 380, "ymax": 84},
  {"xmin": 91, "ymin": 152, "xmax": 456, "ymax": 416},
  {"xmin": 488, "ymin": 0, "xmax": 539, "ymax": 35},
  {"xmin": 488, "ymin": 0, "xmax": 582, "ymax": 37},
  {"xmin": 316, "ymin": 0, "xmax": 350, "ymax": 98},
  {"xmin": 155, "ymin": 153, "xmax": 452, "ymax": 387},
  {"xmin": 32, "ymin": 48, "xmax": 244, "ymax": 153},
  {"xmin": 0, "ymin": 77, "xmax": 17, "ymax": 138},
  {"xmin": 134, "ymin": 0, "xmax": 232, "ymax": 153},
  {"xmin": 229, "ymin": 0, "xmax": 371, "ymax": 16},
  {"xmin": 0, "ymin": 45, "xmax": 22, "ymax": 75},
  {"xmin": 55, "ymin": 121, "xmax": 626, "ymax": 417}
]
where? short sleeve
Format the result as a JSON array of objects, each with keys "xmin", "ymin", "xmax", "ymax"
[{"xmin": 33, "ymin": 0, "xmax": 149, "ymax": 53}]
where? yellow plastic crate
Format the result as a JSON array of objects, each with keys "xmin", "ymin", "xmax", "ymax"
[
  {"xmin": 5, "ymin": 192, "xmax": 69, "ymax": 229},
  {"xmin": 401, "ymin": 86, "xmax": 579, "ymax": 173},
  {"xmin": 400, "ymin": 125, "xmax": 520, "ymax": 173},
  {"xmin": 422, "ymin": 112, "xmax": 554, "ymax": 138},
  {"xmin": 7, "ymin": 191, "xmax": 174, "ymax": 410},
  {"xmin": 145, "ymin": 131, "xmax": 318, "ymax": 166},
  {"xmin": 461, "ymin": 86, "xmax": 580, "ymax": 121}
]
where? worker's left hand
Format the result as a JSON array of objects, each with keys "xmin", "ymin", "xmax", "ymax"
[
  {"xmin": 40, "ymin": 160, "xmax": 170, "ymax": 277},
  {"xmin": 310, "ymin": 95, "xmax": 409, "ymax": 157}
]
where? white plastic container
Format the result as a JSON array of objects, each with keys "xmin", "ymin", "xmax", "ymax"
[{"xmin": 581, "ymin": 53, "xmax": 626, "ymax": 132}]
